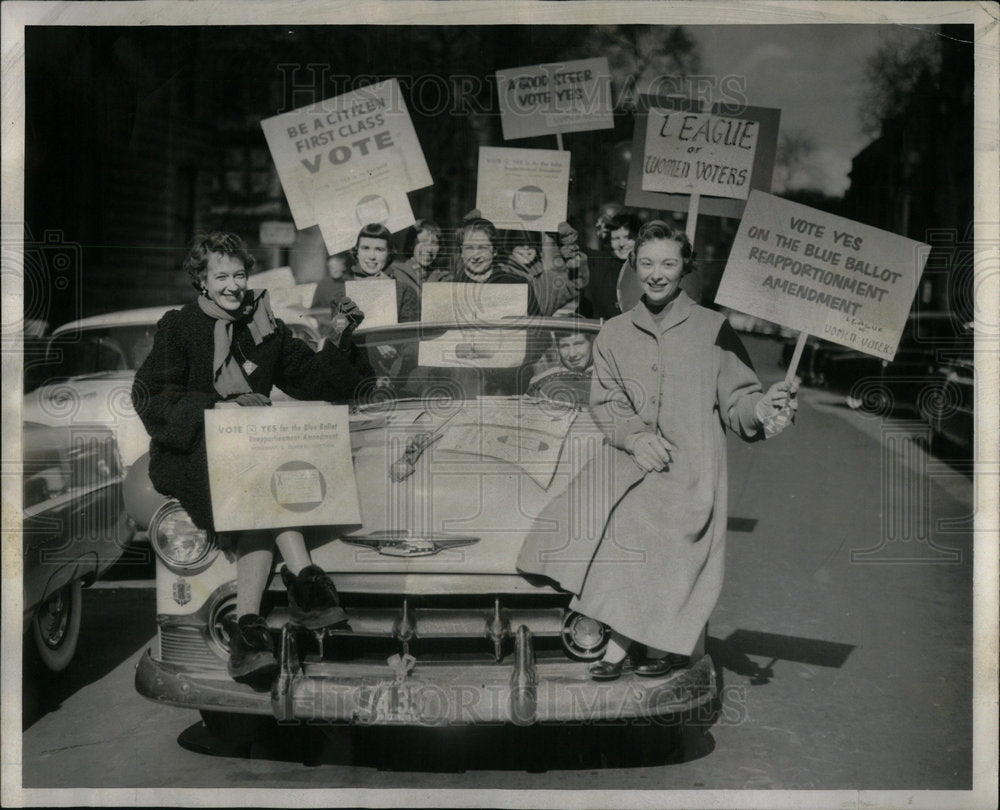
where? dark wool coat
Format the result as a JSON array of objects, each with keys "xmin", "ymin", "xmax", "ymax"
[
  {"xmin": 132, "ymin": 301, "xmax": 370, "ymax": 531},
  {"xmin": 519, "ymin": 292, "xmax": 767, "ymax": 655}
]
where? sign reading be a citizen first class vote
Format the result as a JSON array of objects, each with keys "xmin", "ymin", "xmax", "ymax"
[
  {"xmin": 476, "ymin": 147, "xmax": 570, "ymax": 233},
  {"xmin": 205, "ymin": 404, "xmax": 361, "ymax": 533},
  {"xmin": 642, "ymin": 110, "xmax": 760, "ymax": 200},
  {"xmin": 496, "ymin": 57, "xmax": 613, "ymax": 140},
  {"xmin": 260, "ymin": 79, "xmax": 430, "ymax": 230},
  {"xmin": 716, "ymin": 191, "xmax": 930, "ymax": 361}
]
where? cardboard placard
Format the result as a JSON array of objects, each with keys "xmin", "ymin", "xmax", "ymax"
[
  {"xmin": 641, "ymin": 110, "xmax": 760, "ymax": 200},
  {"xmin": 259, "ymin": 221, "xmax": 297, "ymax": 247},
  {"xmin": 248, "ymin": 266, "xmax": 296, "ymax": 289},
  {"xmin": 715, "ymin": 191, "xmax": 930, "ymax": 360},
  {"xmin": 496, "ymin": 57, "xmax": 614, "ymax": 140},
  {"xmin": 314, "ymin": 152, "xmax": 416, "ymax": 254},
  {"xmin": 205, "ymin": 403, "xmax": 361, "ymax": 532},
  {"xmin": 475, "ymin": 147, "xmax": 570, "ymax": 233},
  {"xmin": 344, "ymin": 278, "xmax": 398, "ymax": 328},
  {"xmin": 260, "ymin": 78, "xmax": 430, "ymax": 229},
  {"xmin": 420, "ymin": 281, "xmax": 529, "ymax": 322},
  {"xmin": 625, "ymin": 95, "xmax": 780, "ymax": 218}
]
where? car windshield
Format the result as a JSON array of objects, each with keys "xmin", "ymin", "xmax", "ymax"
[
  {"xmin": 353, "ymin": 320, "xmax": 601, "ymax": 405},
  {"xmin": 45, "ymin": 325, "xmax": 158, "ymax": 380}
]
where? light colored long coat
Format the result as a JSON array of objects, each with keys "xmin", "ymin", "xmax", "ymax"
[{"xmin": 570, "ymin": 291, "xmax": 765, "ymax": 655}]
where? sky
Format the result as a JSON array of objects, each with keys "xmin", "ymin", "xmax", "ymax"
[{"xmin": 692, "ymin": 24, "xmax": 937, "ymax": 196}]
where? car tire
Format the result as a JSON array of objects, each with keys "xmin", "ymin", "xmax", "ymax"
[{"xmin": 31, "ymin": 580, "xmax": 82, "ymax": 673}]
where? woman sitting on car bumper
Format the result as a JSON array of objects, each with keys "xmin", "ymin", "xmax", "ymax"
[{"xmin": 132, "ymin": 232, "xmax": 371, "ymax": 684}]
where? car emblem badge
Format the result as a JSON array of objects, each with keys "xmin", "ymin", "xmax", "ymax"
[
  {"xmin": 172, "ymin": 578, "xmax": 191, "ymax": 606},
  {"xmin": 341, "ymin": 530, "xmax": 479, "ymax": 557}
]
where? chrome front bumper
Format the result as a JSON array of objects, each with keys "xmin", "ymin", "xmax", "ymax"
[{"xmin": 136, "ymin": 624, "xmax": 716, "ymax": 726}]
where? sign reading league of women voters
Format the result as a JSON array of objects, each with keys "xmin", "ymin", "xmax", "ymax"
[
  {"xmin": 476, "ymin": 147, "xmax": 570, "ymax": 233},
  {"xmin": 205, "ymin": 403, "xmax": 361, "ymax": 532},
  {"xmin": 496, "ymin": 57, "xmax": 614, "ymax": 140},
  {"xmin": 716, "ymin": 191, "xmax": 930, "ymax": 360},
  {"xmin": 260, "ymin": 78, "xmax": 430, "ymax": 230},
  {"xmin": 642, "ymin": 110, "xmax": 760, "ymax": 200}
]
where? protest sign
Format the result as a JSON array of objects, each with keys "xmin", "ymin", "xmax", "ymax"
[
  {"xmin": 344, "ymin": 278, "xmax": 398, "ymax": 328},
  {"xmin": 475, "ymin": 147, "xmax": 570, "ymax": 233},
  {"xmin": 205, "ymin": 403, "xmax": 361, "ymax": 532},
  {"xmin": 641, "ymin": 110, "xmax": 760, "ymax": 200},
  {"xmin": 716, "ymin": 191, "xmax": 930, "ymax": 361},
  {"xmin": 420, "ymin": 281, "xmax": 528, "ymax": 322},
  {"xmin": 260, "ymin": 78, "xmax": 430, "ymax": 229},
  {"xmin": 314, "ymin": 151, "xmax": 416, "ymax": 254},
  {"xmin": 496, "ymin": 57, "xmax": 613, "ymax": 141},
  {"xmin": 259, "ymin": 221, "xmax": 297, "ymax": 247},
  {"xmin": 626, "ymin": 95, "xmax": 780, "ymax": 218},
  {"xmin": 248, "ymin": 266, "xmax": 296, "ymax": 289}
]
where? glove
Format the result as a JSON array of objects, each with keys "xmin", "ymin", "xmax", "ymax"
[
  {"xmin": 553, "ymin": 221, "xmax": 584, "ymax": 273},
  {"xmin": 754, "ymin": 380, "xmax": 799, "ymax": 437},
  {"xmin": 326, "ymin": 296, "xmax": 365, "ymax": 348},
  {"xmin": 232, "ymin": 392, "xmax": 271, "ymax": 407}
]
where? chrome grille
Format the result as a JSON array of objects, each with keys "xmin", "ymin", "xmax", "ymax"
[{"xmin": 159, "ymin": 625, "xmax": 224, "ymax": 668}]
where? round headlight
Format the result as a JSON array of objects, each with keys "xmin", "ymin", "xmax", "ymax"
[
  {"xmin": 149, "ymin": 500, "xmax": 217, "ymax": 569},
  {"xmin": 561, "ymin": 611, "xmax": 609, "ymax": 660}
]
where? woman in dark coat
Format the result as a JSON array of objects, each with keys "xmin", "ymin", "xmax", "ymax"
[{"xmin": 133, "ymin": 232, "xmax": 370, "ymax": 683}]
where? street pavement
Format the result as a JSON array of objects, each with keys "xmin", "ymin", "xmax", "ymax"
[{"xmin": 16, "ymin": 335, "xmax": 976, "ymax": 795}]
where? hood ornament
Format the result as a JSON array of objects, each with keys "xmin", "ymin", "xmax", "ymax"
[{"xmin": 341, "ymin": 530, "xmax": 479, "ymax": 557}]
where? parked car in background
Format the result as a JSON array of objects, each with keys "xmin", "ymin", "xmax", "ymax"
[
  {"xmin": 919, "ymin": 321, "xmax": 974, "ymax": 457},
  {"xmin": 23, "ymin": 422, "xmax": 134, "ymax": 672},
  {"xmin": 23, "ymin": 304, "xmax": 325, "ymax": 468},
  {"xmin": 125, "ymin": 316, "xmax": 717, "ymax": 749}
]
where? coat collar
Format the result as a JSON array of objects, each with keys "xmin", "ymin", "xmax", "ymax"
[{"xmin": 628, "ymin": 289, "xmax": 695, "ymax": 336}]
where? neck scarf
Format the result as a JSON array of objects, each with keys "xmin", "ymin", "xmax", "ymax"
[{"xmin": 197, "ymin": 289, "xmax": 276, "ymax": 397}]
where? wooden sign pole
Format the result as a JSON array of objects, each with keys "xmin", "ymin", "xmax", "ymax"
[
  {"xmin": 555, "ymin": 132, "xmax": 564, "ymax": 151},
  {"xmin": 784, "ymin": 331, "xmax": 808, "ymax": 385},
  {"xmin": 685, "ymin": 191, "xmax": 701, "ymax": 245}
]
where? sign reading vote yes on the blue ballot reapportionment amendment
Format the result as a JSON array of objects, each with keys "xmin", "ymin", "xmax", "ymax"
[
  {"xmin": 205, "ymin": 403, "xmax": 361, "ymax": 533},
  {"xmin": 716, "ymin": 191, "xmax": 930, "ymax": 360}
]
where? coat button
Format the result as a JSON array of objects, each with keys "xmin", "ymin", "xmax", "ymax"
[{"xmin": 652, "ymin": 363, "xmax": 658, "ymax": 371}]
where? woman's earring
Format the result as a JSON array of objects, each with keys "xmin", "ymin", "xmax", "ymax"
[{"xmin": 201, "ymin": 287, "xmax": 209, "ymax": 297}]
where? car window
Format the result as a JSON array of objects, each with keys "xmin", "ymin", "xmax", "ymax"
[
  {"xmin": 46, "ymin": 326, "xmax": 158, "ymax": 378},
  {"xmin": 355, "ymin": 322, "xmax": 600, "ymax": 402},
  {"xmin": 23, "ymin": 429, "xmax": 120, "ymax": 509}
]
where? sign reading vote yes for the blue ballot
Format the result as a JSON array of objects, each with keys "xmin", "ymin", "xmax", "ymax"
[
  {"xmin": 205, "ymin": 403, "xmax": 361, "ymax": 532},
  {"xmin": 476, "ymin": 147, "xmax": 570, "ymax": 233},
  {"xmin": 260, "ymin": 79, "xmax": 430, "ymax": 229},
  {"xmin": 496, "ymin": 57, "xmax": 613, "ymax": 140},
  {"xmin": 716, "ymin": 191, "xmax": 930, "ymax": 360}
]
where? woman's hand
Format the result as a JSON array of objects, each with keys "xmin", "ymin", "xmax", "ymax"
[
  {"xmin": 754, "ymin": 379, "xmax": 800, "ymax": 424},
  {"xmin": 626, "ymin": 432, "xmax": 677, "ymax": 472},
  {"xmin": 326, "ymin": 296, "xmax": 365, "ymax": 348}
]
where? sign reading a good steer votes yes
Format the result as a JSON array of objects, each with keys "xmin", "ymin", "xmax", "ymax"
[{"xmin": 716, "ymin": 192, "xmax": 931, "ymax": 360}]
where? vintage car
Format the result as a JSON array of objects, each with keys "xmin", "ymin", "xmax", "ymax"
[
  {"xmin": 124, "ymin": 316, "xmax": 716, "ymax": 743},
  {"xmin": 23, "ymin": 303, "xmax": 325, "ymax": 469},
  {"xmin": 918, "ymin": 321, "xmax": 974, "ymax": 457},
  {"xmin": 23, "ymin": 422, "xmax": 134, "ymax": 672}
]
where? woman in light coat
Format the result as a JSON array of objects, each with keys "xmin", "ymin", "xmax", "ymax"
[{"xmin": 524, "ymin": 220, "xmax": 797, "ymax": 680}]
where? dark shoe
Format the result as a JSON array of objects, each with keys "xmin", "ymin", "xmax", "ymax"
[
  {"xmin": 634, "ymin": 653, "xmax": 688, "ymax": 678},
  {"xmin": 589, "ymin": 659, "xmax": 626, "ymax": 681},
  {"xmin": 282, "ymin": 565, "xmax": 349, "ymax": 630},
  {"xmin": 227, "ymin": 614, "xmax": 278, "ymax": 682}
]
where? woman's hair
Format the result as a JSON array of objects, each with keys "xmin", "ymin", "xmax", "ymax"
[
  {"xmin": 458, "ymin": 217, "xmax": 498, "ymax": 248},
  {"xmin": 629, "ymin": 219, "xmax": 695, "ymax": 274},
  {"xmin": 502, "ymin": 228, "xmax": 542, "ymax": 257},
  {"xmin": 351, "ymin": 222, "xmax": 394, "ymax": 267},
  {"xmin": 183, "ymin": 232, "xmax": 255, "ymax": 291},
  {"xmin": 599, "ymin": 211, "xmax": 640, "ymax": 249},
  {"xmin": 402, "ymin": 219, "xmax": 443, "ymax": 258}
]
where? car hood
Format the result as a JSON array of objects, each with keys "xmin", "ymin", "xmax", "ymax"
[{"xmin": 308, "ymin": 399, "xmax": 607, "ymax": 577}]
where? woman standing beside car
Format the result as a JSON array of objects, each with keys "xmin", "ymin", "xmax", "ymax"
[{"xmin": 132, "ymin": 232, "xmax": 371, "ymax": 684}]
